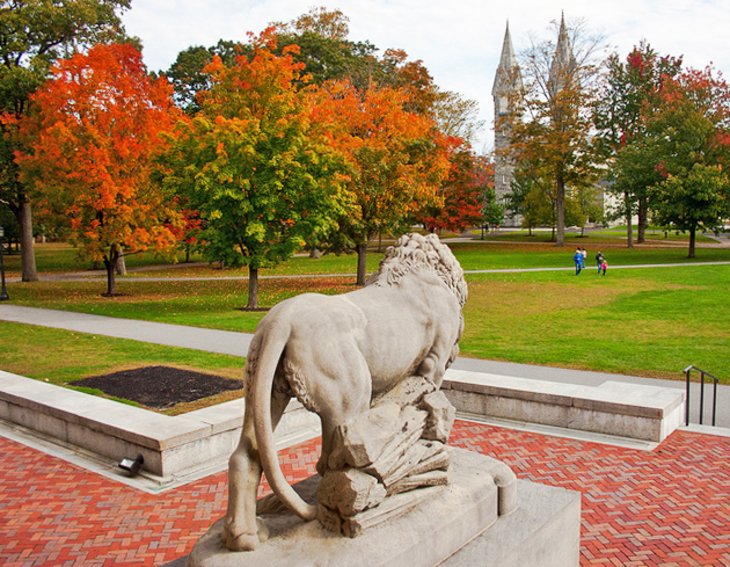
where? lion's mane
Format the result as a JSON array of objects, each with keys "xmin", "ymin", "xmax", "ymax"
[{"xmin": 367, "ymin": 233, "xmax": 467, "ymax": 308}]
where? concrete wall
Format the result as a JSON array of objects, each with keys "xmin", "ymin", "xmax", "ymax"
[
  {"xmin": 442, "ymin": 369, "xmax": 684, "ymax": 442},
  {"xmin": 0, "ymin": 370, "xmax": 320, "ymax": 477},
  {"xmin": 0, "ymin": 367, "xmax": 684, "ymax": 479}
]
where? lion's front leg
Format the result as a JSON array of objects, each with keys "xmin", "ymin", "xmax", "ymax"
[
  {"xmin": 416, "ymin": 336, "xmax": 457, "ymax": 389},
  {"xmin": 224, "ymin": 392, "xmax": 288, "ymax": 551}
]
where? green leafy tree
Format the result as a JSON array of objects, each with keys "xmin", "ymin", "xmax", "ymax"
[
  {"xmin": 0, "ymin": 0, "xmax": 129, "ymax": 281},
  {"xmin": 594, "ymin": 42, "xmax": 682, "ymax": 246},
  {"xmin": 653, "ymin": 164, "xmax": 729, "ymax": 257},
  {"xmin": 510, "ymin": 163, "xmax": 556, "ymax": 237},
  {"xmin": 163, "ymin": 29, "xmax": 346, "ymax": 308},
  {"xmin": 165, "ymin": 40, "xmax": 240, "ymax": 114},
  {"xmin": 483, "ymin": 188, "xmax": 505, "ymax": 231},
  {"xmin": 166, "ymin": 9, "xmax": 382, "ymax": 115},
  {"xmin": 645, "ymin": 66, "xmax": 730, "ymax": 257}
]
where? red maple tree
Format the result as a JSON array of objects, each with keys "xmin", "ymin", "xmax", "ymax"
[
  {"xmin": 420, "ymin": 150, "xmax": 492, "ymax": 234},
  {"xmin": 17, "ymin": 43, "xmax": 183, "ymax": 295}
]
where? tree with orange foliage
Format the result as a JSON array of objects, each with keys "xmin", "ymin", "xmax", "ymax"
[
  {"xmin": 16, "ymin": 43, "xmax": 182, "ymax": 296},
  {"xmin": 163, "ymin": 29, "xmax": 346, "ymax": 308},
  {"xmin": 315, "ymin": 79, "xmax": 453, "ymax": 284},
  {"xmin": 502, "ymin": 18, "xmax": 602, "ymax": 246}
]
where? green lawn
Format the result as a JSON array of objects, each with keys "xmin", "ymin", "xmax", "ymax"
[
  {"xmin": 461, "ymin": 265, "xmax": 729, "ymax": 380},
  {"xmin": 2, "ymin": 242, "xmax": 204, "ymax": 276},
  {"xmin": 0, "ymin": 322, "xmax": 244, "ymax": 414},
  {"xmin": 6, "ymin": 234, "xmax": 725, "ymax": 279},
  {"xmin": 2, "ymin": 239, "xmax": 728, "ymax": 385},
  {"xmin": 27, "ymin": 239, "xmax": 724, "ymax": 281},
  {"xmin": 475, "ymin": 225, "xmax": 717, "ymax": 244},
  {"xmin": 449, "ymin": 242, "xmax": 730, "ymax": 271}
]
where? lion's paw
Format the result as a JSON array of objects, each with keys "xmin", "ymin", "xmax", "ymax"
[
  {"xmin": 223, "ymin": 517, "xmax": 269, "ymax": 551},
  {"xmin": 224, "ymin": 530, "xmax": 259, "ymax": 552}
]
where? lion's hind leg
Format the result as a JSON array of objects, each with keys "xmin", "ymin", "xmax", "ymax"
[{"xmin": 224, "ymin": 391, "xmax": 289, "ymax": 551}]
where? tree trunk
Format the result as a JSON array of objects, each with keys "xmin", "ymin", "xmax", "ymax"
[
  {"xmin": 356, "ymin": 242, "xmax": 368, "ymax": 286},
  {"xmin": 637, "ymin": 196, "xmax": 648, "ymax": 244},
  {"xmin": 115, "ymin": 247, "xmax": 127, "ymax": 276},
  {"xmin": 102, "ymin": 246, "xmax": 120, "ymax": 297},
  {"xmin": 625, "ymin": 191, "xmax": 634, "ymax": 249},
  {"xmin": 0, "ymin": 233, "xmax": 9, "ymax": 301},
  {"xmin": 18, "ymin": 195, "xmax": 38, "ymax": 282},
  {"xmin": 555, "ymin": 175, "xmax": 565, "ymax": 247},
  {"xmin": 246, "ymin": 266, "xmax": 259, "ymax": 309},
  {"xmin": 688, "ymin": 225, "xmax": 696, "ymax": 258}
]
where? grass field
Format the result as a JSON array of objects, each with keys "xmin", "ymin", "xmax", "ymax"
[
  {"xmin": 2, "ymin": 238, "xmax": 729, "ymax": 386},
  {"xmin": 0, "ymin": 322, "xmax": 244, "ymax": 414},
  {"xmin": 478, "ymin": 225, "xmax": 717, "ymax": 244},
  {"xmin": 2, "ymin": 242, "xmax": 204, "ymax": 277},
  {"xmin": 461, "ymin": 266, "xmax": 729, "ymax": 379}
]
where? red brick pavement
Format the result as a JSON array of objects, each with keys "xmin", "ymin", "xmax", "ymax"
[{"xmin": 1, "ymin": 423, "xmax": 728, "ymax": 566}]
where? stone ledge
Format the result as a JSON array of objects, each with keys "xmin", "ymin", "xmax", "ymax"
[
  {"xmin": 442, "ymin": 369, "xmax": 684, "ymax": 442},
  {"xmin": 0, "ymin": 370, "xmax": 319, "ymax": 477},
  {"xmin": 0, "ymin": 366, "xmax": 685, "ymax": 478}
]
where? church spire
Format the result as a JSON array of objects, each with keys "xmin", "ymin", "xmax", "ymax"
[
  {"xmin": 492, "ymin": 21, "xmax": 520, "ymax": 99},
  {"xmin": 492, "ymin": 21, "xmax": 522, "ymax": 227},
  {"xmin": 548, "ymin": 12, "xmax": 576, "ymax": 97}
]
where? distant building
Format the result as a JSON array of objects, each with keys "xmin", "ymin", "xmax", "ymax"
[
  {"xmin": 491, "ymin": 22, "xmax": 522, "ymax": 226},
  {"xmin": 491, "ymin": 15, "xmax": 580, "ymax": 228}
]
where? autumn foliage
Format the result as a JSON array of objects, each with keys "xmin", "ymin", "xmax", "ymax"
[
  {"xmin": 421, "ymin": 150, "xmax": 492, "ymax": 234},
  {"xmin": 16, "ymin": 43, "xmax": 181, "ymax": 295},
  {"xmin": 314, "ymin": 78, "xmax": 453, "ymax": 283},
  {"xmin": 163, "ymin": 29, "xmax": 347, "ymax": 307}
]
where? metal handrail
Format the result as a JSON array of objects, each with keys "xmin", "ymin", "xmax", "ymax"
[{"xmin": 684, "ymin": 365, "xmax": 720, "ymax": 426}]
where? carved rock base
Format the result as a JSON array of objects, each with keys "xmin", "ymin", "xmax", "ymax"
[{"xmin": 187, "ymin": 448, "xmax": 518, "ymax": 567}]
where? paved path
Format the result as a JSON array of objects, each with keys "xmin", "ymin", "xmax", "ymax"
[
  {"xmin": 0, "ymin": 304, "xmax": 251, "ymax": 356},
  {"xmin": 1, "ymin": 304, "xmax": 727, "ymax": 427}
]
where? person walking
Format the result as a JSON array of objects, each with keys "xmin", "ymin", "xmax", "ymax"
[
  {"xmin": 595, "ymin": 251, "xmax": 604, "ymax": 274},
  {"xmin": 600, "ymin": 258, "xmax": 608, "ymax": 276},
  {"xmin": 581, "ymin": 247, "xmax": 587, "ymax": 269},
  {"xmin": 573, "ymin": 249, "xmax": 583, "ymax": 275}
]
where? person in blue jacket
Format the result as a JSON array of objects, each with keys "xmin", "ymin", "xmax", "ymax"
[{"xmin": 573, "ymin": 249, "xmax": 583, "ymax": 275}]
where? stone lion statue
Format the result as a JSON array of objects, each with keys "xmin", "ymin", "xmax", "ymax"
[{"xmin": 224, "ymin": 233, "xmax": 467, "ymax": 551}]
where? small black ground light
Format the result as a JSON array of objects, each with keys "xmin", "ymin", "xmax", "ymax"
[{"xmin": 118, "ymin": 454, "xmax": 144, "ymax": 476}]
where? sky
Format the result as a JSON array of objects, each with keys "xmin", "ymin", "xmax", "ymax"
[{"xmin": 122, "ymin": 0, "xmax": 730, "ymax": 152}]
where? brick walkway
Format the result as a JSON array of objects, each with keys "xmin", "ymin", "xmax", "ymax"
[{"xmin": 1, "ymin": 423, "xmax": 728, "ymax": 566}]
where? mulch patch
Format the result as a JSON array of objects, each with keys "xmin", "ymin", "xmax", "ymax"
[{"xmin": 69, "ymin": 365, "xmax": 243, "ymax": 409}]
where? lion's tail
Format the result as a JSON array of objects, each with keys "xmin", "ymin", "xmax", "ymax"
[{"xmin": 252, "ymin": 322, "xmax": 317, "ymax": 521}]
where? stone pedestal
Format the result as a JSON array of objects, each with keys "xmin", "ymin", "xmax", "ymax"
[{"xmin": 187, "ymin": 448, "xmax": 580, "ymax": 567}]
